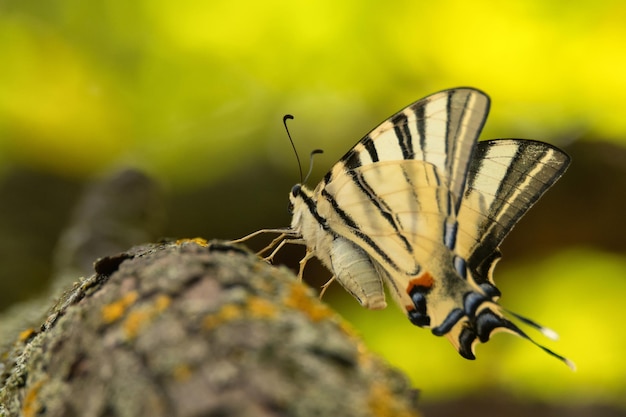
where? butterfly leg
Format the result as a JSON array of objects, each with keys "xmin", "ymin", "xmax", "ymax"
[
  {"xmin": 230, "ymin": 228, "xmax": 299, "ymax": 257},
  {"xmin": 263, "ymin": 238, "xmax": 306, "ymax": 263},
  {"xmin": 319, "ymin": 276, "xmax": 336, "ymax": 300},
  {"xmin": 296, "ymin": 249, "xmax": 315, "ymax": 281},
  {"xmin": 230, "ymin": 228, "xmax": 294, "ymax": 244},
  {"xmin": 257, "ymin": 233, "xmax": 288, "ymax": 257}
]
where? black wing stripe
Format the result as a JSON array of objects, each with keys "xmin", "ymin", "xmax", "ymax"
[
  {"xmin": 347, "ymin": 169, "xmax": 414, "ymax": 253},
  {"xmin": 415, "ymin": 103, "xmax": 427, "ymax": 158},
  {"xmin": 449, "ymin": 90, "xmax": 487, "ymax": 214},
  {"xmin": 295, "ymin": 186, "xmax": 329, "ymax": 231},
  {"xmin": 320, "ymin": 188, "xmax": 401, "ymax": 272},
  {"xmin": 391, "ymin": 113, "xmax": 414, "ymax": 159},
  {"xmin": 362, "ymin": 135, "xmax": 379, "ymax": 163}
]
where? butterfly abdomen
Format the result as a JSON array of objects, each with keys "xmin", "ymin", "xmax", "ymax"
[{"xmin": 330, "ymin": 238, "xmax": 387, "ymax": 310}]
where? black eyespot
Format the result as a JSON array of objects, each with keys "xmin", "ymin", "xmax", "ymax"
[
  {"xmin": 463, "ymin": 291, "xmax": 487, "ymax": 317},
  {"xmin": 408, "ymin": 309, "xmax": 430, "ymax": 327}
]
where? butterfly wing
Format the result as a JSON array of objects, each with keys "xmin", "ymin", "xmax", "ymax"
[
  {"xmin": 316, "ymin": 160, "xmax": 452, "ymax": 308},
  {"xmin": 333, "ymin": 88, "xmax": 490, "ymax": 219},
  {"xmin": 288, "ymin": 88, "xmax": 573, "ymax": 368},
  {"xmin": 455, "ymin": 139, "xmax": 571, "ymax": 291},
  {"xmin": 316, "ymin": 88, "xmax": 491, "ymax": 319}
]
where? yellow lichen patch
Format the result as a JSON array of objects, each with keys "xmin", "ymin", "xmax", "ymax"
[
  {"xmin": 283, "ymin": 282, "xmax": 335, "ymax": 322},
  {"xmin": 21, "ymin": 379, "xmax": 45, "ymax": 417},
  {"xmin": 18, "ymin": 328, "xmax": 36, "ymax": 342},
  {"xmin": 154, "ymin": 294, "xmax": 171, "ymax": 312},
  {"xmin": 368, "ymin": 382, "xmax": 421, "ymax": 417},
  {"xmin": 122, "ymin": 295, "xmax": 172, "ymax": 339},
  {"xmin": 101, "ymin": 291, "xmax": 139, "ymax": 324},
  {"xmin": 202, "ymin": 297, "xmax": 280, "ymax": 330},
  {"xmin": 123, "ymin": 310, "xmax": 151, "ymax": 339},
  {"xmin": 202, "ymin": 304, "xmax": 244, "ymax": 330},
  {"xmin": 219, "ymin": 304, "xmax": 244, "ymax": 321},
  {"xmin": 175, "ymin": 237, "xmax": 209, "ymax": 246},
  {"xmin": 247, "ymin": 296, "xmax": 278, "ymax": 318},
  {"xmin": 172, "ymin": 363, "xmax": 192, "ymax": 381}
]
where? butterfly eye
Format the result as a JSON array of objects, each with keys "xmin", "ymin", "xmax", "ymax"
[{"xmin": 288, "ymin": 184, "xmax": 301, "ymax": 213}]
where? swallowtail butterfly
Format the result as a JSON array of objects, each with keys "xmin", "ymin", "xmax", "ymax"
[{"xmin": 237, "ymin": 87, "xmax": 574, "ymax": 369}]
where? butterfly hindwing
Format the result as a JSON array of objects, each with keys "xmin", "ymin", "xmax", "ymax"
[{"xmin": 455, "ymin": 139, "xmax": 571, "ymax": 289}]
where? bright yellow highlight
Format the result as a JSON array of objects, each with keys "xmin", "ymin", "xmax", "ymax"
[{"xmin": 2, "ymin": 1, "xmax": 626, "ymax": 183}]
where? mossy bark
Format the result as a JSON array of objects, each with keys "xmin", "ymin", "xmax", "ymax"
[{"xmin": 0, "ymin": 240, "xmax": 420, "ymax": 417}]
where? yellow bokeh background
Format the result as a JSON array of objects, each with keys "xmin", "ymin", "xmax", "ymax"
[{"xmin": 1, "ymin": 0, "xmax": 625, "ymax": 414}]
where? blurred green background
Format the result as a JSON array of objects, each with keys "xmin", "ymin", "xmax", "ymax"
[{"xmin": 1, "ymin": 1, "xmax": 625, "ymax": 416}]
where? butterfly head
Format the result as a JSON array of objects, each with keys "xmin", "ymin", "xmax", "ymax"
[
  {"xmin": 288, "ymin": 182, "xmax": 326, "ymax": 239},
  {"xmin": 288, "ymin": 184, "xmax": 301, "ymax": 214}
]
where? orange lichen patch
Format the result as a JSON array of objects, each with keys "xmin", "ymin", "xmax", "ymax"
[
  {"xmin": 283, "ymin": 282, "xmax": 335, "ymax": 322},
  {"xmin": 123, "ymin": 310, "xmax": 151, "ymax": 339},
  {"xmin": 202, "ymin": 297, "xmax": 281, "ymax": 330},
  {"xmin": 172, "ymin": 364, "xmax": 192, "ymax": 381},
  {"xmin": 175, "ymin": 237, "xmax": 209, "ymax": 246},
  {"xmin": 406, "ymin": 272, "xmax": 434, "ymax": 293},
  {"xmin": 101, "ymin": 291, "xmax": 139, "ymax": 324},
  {"xmin": 21, "ymin": 379, "xmax": 45, "ymax": 417},
  {"xmin": 202, "ymin": 304, "xmax": 244, "ymax": 330},
  {"xmin": 219, "ymin": 304, "xmax": 244, "ymax": 321},
  {"xmin": 368, "ymin": 382, "xmax": 420, "ymax": 417},
  {"xmin": 18, "ymin": 328, "xmax": 36, "ymax": 342},
  {"xmin": 122, "ymin": 295, "xmax": 172, "ymax": 339},
  {"xmin": 154, "ymin": 294, "xmax": 171, "ymax": 312},
  {"xmin": 247, "ymin": 296, "xmax": 278, "ymax": 318}
]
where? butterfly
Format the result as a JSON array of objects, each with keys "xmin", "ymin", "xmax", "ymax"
[{"xmin": 235, "ymin": 87, "xmax": 574, "ymax": 369}]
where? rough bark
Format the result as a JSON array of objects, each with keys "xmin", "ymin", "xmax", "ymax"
[{"xmin": 0, "ymin": 240, "xmax": 420, "ymax": 417}]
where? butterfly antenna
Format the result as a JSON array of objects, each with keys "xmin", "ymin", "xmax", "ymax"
[
  {"xmin": 283, "ymin": 114, "xmax": 304, "ymax": 183},
  {"xmin": 304, "ymin": 149, "xmax": 324, "ymax": 184}
]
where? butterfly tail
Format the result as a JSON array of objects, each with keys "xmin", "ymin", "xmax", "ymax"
[{"xmin": 444, "ymin": 303, "xmax": 576, "ymax": 370}]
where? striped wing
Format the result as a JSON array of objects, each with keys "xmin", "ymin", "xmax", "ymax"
[
  {"xmin": 320, "ymin": 88, "xmax": 490, "ymax": 266},
  {"xmin": 455, "ymin": 139, "xmax": 571, "ymax": 286},
  {"xmin": 318, "ymin": 160, "xmax": 453, "ymax": 276},
  {"xmin": 334, "ymin": 88, "xmax": 490, "ymax": 217},
  {"xmin": 287, "ymin": 87, "xmax": 574, "ymax": 368}
]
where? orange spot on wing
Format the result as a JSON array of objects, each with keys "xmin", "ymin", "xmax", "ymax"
[{"xmin": 406, "ymin": 272, "xmax": 434, "ymax": 293}]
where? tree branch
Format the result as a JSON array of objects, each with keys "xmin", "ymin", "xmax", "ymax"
[{"xmin": 0, "ymin": 240, "xmax": 420, "ymax": 417}]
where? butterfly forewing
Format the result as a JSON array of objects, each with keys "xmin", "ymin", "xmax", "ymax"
[
  {"xmin": 321, "ymin": 160, "xmax": 453, "ymax": 275},
  {"xmin": 335, "ymin": 88, "xmax": 490, "ymax": 218}
]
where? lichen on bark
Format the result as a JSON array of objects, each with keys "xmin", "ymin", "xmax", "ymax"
[{"xmin": 0, "ymin": 240, "xmax": 420, "ymax": 417}]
